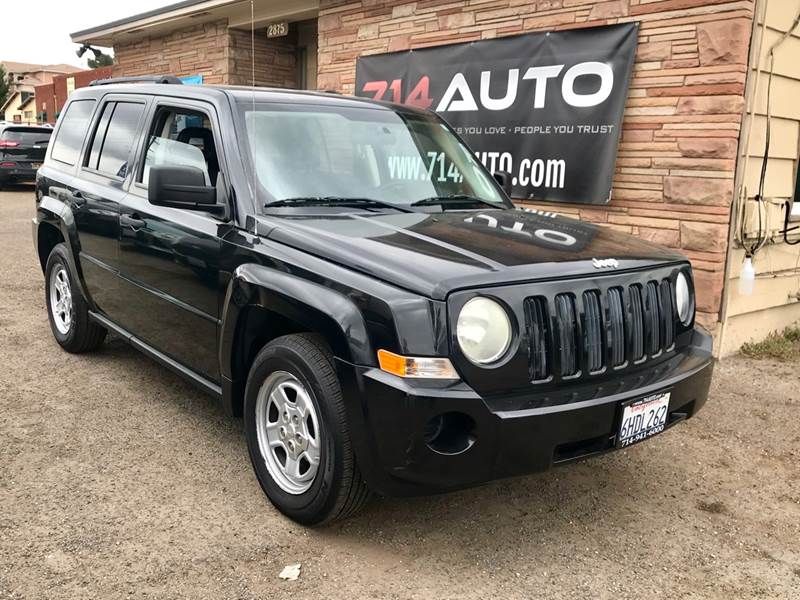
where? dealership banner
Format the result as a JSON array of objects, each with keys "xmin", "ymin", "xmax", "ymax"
[{"xmin": 355, "ymin": 23, "xmax": 638, "ymax": 205}]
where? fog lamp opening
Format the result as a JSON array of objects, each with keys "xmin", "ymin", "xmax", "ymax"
[{"xmin": 423, "ymin": 412, "xmax": 476, "ymax": 455}]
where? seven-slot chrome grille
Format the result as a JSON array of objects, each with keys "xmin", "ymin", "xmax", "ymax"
[{"xmin": 523, "ymin": 278, "xmax": 678, "ymax": 382}]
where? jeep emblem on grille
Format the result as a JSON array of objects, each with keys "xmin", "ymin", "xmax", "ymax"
[{"xmin": 592, "ymin": 258, "xmax": 619, "ymax": 269}]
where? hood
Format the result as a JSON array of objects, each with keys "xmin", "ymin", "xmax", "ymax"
[{"xmin": 258, "ymin": 208, "xmax": 687, "ymax": 299}]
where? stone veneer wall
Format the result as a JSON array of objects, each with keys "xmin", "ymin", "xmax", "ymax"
[
  {"xmin": 113, "ymin": 20, "xmax": 232, "ymax": 84},
  {"xmin": 228, "ymin": 27, "xmax": 298, "ymax": 88},
  {"xmin": 113, "ymin": 20, "xmax": 298, "ymax": 89},
  {"xmin": 317, "ymin": 0, "xmax": 756, "ymax": 330}
]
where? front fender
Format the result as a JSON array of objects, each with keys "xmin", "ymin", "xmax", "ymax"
[{"xmin": 218, "ymin": 263, "xmax": 374, "ymax": 415}]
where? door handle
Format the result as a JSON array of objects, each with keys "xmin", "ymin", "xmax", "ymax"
[
  {"xmin": 120, "ymin": 214, "xmax": 145, "ymax": 230},
  {"xmin": 71, "ymin": 190, "xmax": 86, "ymax": 206}
]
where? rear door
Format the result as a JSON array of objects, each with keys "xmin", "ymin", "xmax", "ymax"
[
  {"xmin": 0, "ymin": 126, "xmax": 51, "ymax": 168},
  {"xmin": 116, "ymin": 98, "xmax": 227, "ymax": 381},
  {"xmin": 59, "ymin": 96, "xmax": 148, "ymax": 318},
  {"xmin": 44, "ymin": 98, "xmax": 113, "ymax": 308}
]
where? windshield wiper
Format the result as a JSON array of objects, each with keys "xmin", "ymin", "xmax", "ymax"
[
  {"xmin": 410, "ymin": 195, "xmax": 499, "ymax": 209},
  {"xmin": 264, "ymin": 196, "xmax": 413, "ymax": 213}
]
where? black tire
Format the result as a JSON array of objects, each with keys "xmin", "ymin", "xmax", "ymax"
[
  {"xmin": 44, "ymin": 243, "xmax": 106, "ymax": 353},
  {"xmin": 244, "ymin": 333, "xmax": 371, "ymax": 525}
]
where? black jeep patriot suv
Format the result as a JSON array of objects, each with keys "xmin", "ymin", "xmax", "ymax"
[{"xmin": 33, "ymin": 77, "xmax": 713, "ymax": 525}]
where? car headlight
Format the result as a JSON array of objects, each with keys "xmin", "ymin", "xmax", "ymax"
[
  {"xmin": 675, "ymin": 271, "xmax": 693, "ymax": 325},
  {"xmin": 456, "ymin": 297, "xmax": 512, "ymax": 365}
]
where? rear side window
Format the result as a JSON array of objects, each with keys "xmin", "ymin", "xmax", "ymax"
[
  {"xmin": 85, "ymin": 102, "xmax": 145, "ymax": 178},
  {"xmin": 85, "ymin": 103, "xmax": 114, "ymax": 171},
  {"xmin": 51, "ymin": 100, "xmax": 95, "ymax": 165},
  {"xmin": 0, "ymin": 128, "xmax": 52, "ymax": 147}
]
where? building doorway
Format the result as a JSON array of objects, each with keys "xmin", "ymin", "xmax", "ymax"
[
  {"xmin": 295, "ymin": 19, "xmax": 318, "ymax": 91},
  {"xmin": 228, "ymin": 17, "xmax": 318, "ymax": 91}
]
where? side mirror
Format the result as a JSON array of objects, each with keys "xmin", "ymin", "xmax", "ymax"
[
  {"xmin": 148, "ymin": 165, "xmax": 227, "ymax": 217},
  {"xmin": 492, "ymin": 171, "xmax": 514, "ymax": 196}
]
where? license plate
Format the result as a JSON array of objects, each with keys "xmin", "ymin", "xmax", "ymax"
[{"xmin": 617, "ymin": 392, "xmax": 670, "ymax": 448}]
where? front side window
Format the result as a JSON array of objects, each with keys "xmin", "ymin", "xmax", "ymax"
[
  {"xmin": 50, "ymin": 99, "xmax": 96, "ymax": 166},
  {"xmin": 140, "ymin": 107, "xmax": 219, "ymax": 186},
  {"xmin": 239, "ymin": 102, "xmax": 506, "ymax": 209}
]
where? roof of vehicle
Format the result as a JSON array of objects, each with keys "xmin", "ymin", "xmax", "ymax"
[{"xmin": 68, "ymin": 83, "xmax": 432, "ymax": 117}]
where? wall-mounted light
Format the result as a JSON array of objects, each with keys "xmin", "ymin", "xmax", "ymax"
[{"xmin": 75, "ymin": 43, "xmax": 103, "ymax": 60}]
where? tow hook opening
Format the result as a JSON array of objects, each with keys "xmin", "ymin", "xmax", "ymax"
[{"xmin": 423, "ymin": 412, "xmax": 476, "ymax": 455}]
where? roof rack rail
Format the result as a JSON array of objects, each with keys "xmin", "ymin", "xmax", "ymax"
[{"xmin": 90, "ymin": 75, "xmax": 184, "ymax": 86}]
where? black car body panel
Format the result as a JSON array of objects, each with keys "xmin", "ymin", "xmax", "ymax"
[
  {"xmin": 342, "ymin": 329, "xmax": 712, "ymax": 496},
  {"xmin": 259, "ymin": 208, "xmax": 686, "ymax": 299},
  {"xmin": 32, "ymin": 82, "xmax": 714, "ymax": 496}
]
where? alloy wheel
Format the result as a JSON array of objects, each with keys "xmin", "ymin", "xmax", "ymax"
[
  {"xmin": 49, "ymin": 265, "xmax": 73, "ymax": 335},
  {"xmin": 255, "ymin": 371, "xmax": 322, "ymax": 495}
]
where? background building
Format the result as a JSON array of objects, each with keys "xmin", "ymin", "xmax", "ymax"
[
  {"xmin": 1, "ymin": 61, "xmax": 82, "ymax": 92},
  {"xmin": 1, "ymin": 91, "xmax": 37, "ymax": 124},
  {"xmin": 70, "ymin": 0, "xmax": 800, "ymax": 355},
  {"xmin": 33, "ymin": 67, "xmax": 113, "ymax": 124},
  {"xmin": 0, "ymin": 61, "xmax": 83, "ymax": 123}
]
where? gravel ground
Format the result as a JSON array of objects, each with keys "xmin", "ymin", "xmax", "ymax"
[{"xmin": 1, "ymin": 187, "xmax": 799, "ymax": 599}]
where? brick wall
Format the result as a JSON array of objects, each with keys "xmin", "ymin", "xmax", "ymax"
[
  {"xmin": 34, "ymin": 67, "xmax": 113, "ymax": 123},
  {"xmin": 113, "ymin": 20, "xmax": 231, "ymax": 84},
  {"xmin": 113, "ymin": 19, "xmax": 298, "ymax": 89},
  {"xmin": 33, "ymin": 83, "xmax": 56, "ymax": 124},
  {"xmin": 228, "ymin": 27, "xmax": 298, "ymax": 88},
  {"xmin": 317, "ymin": 0, "xmax": 756, "ymax": 330},
  {"xmin": 55, "ymin": 67, "xmax": 114, "ymax": 115}
]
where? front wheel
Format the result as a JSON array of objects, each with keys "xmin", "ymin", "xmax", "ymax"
[
  {"xmin": 45, "ymin": 243, "xmax": 106, "ymax": 353},
  {"xmin": 244, "ymin": 334, "xmax": 371, "ymax": 525}
]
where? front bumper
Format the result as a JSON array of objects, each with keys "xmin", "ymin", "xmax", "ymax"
[{"xmin": 337, "ymin": 327, "xmax": 714, "ymax": 497}]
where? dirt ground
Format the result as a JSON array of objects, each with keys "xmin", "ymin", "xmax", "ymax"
[{"xmin": 1, "ymin": 186, "xmax": 798, "ymax": 599}]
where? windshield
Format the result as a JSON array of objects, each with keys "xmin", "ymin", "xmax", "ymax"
[{"xmin": 238, "ymin": 102, "xmax": 507, "ymax": 209}]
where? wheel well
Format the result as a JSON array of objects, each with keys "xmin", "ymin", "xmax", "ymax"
[
  {"xmin": 229, "ymin": 305, "xmax": 312, "ymax": 417},
  {"xmin": 37, "ymin": 223, "xmax": 65, "ymax": 272}
]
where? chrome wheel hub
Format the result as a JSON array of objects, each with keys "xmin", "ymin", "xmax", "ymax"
[
  {"xmin": 49, "ymin": 265, "xmax": 73, "ymax": 335},
  {"xmin": 255, "ymin": 371, "xmax": 321, "ymax": 495}
]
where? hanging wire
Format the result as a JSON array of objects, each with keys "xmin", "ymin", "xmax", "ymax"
[
  {"xmin": 745, "ymin": 6, "xmax": 800, "ymax": 256},
  {"xmin": 251, "ymin": 0, "xmax": 258, "ymax": 207},
  {"xmin": 743, "ymin": 67, "xmax": 770, "ymax": 257},
  {"xmin": 775, "ymin": 7, "xmax": 800, "ymax": 247},
  {"xmin": 781, "ymin": 200, "xmax": 800, "ymax": 245}
]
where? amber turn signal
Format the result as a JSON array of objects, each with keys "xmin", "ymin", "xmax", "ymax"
[{"xmin": 377, "ymin": 349, "xmax": 459, "ymax": 380}]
